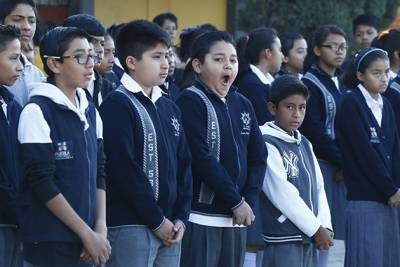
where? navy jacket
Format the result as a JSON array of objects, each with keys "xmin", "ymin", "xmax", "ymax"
[
  {"xmin": 337, "ymin": 88, "xmax": 400, "ymax": 203},
  {"xmin": 384, "ymin": 76, "xmax": 400, "ymax": 131},
  {"xmin": 236, "ymin": 69, "xmax": 273, "ymax": 125},
  {"xmin": 18, "ymin": 83, "xmax": 105, "ymax": 243},
  {"xmin": 300, "ymin": 65, "xmax": 343, "ymax": 167},
  {"xmin": 176, "ymin": 80, "xmax": 267, "ymax": 218},
  {"xmin": 99, "ymin": 74, "xmax": 192, "ymax": 230},
  {"xmin": 0, "ymin": 86, "xmax": 22, "ymax": 225}
]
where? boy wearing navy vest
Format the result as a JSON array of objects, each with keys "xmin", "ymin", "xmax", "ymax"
[
  {"xmin": 260, "ymin": 75, "xmax": 333, "ymax": 267},
  {"xmin": 0, "ymin": 25, "xmax": 23, "ymax": 267},
  {"xmin": 99, "ymin": 21, "xmax": 192, "ymax": 267},
  {"xmin": 17, "ymin": 27, "xmax": 110, "ymax": 267}
]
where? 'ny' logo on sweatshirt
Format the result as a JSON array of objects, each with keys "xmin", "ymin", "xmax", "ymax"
[{"xmin": 282, "ymin": 151, "xmax": 299, "ymax": 179}]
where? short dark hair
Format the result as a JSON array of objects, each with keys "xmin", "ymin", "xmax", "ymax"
[
  {"xmin": 0, "ymin": 0, "xmax": 37, "ymax": 22},
  {"xmin": 0, "ymin": 25, "xmax": 21, "ymax": 53},
  {"xmin": 116, "ymin": 20, "xmax": 171, "ymax": 72},
  {"xmin": 40, "ymin": 26, "xmax": 91, "ymax": 77},
  {"xmin": 269, "ymin": 75, "xmax": 309, "ymax": 105},
  {"xmin": 153, "ymin": 12, "xmax": 178, "ymax": 28},
  {"xmin": 64, "ymin": 14, "xmax": 106, "ymax": 37},
  {"xmin": 353, "ymin": 14, "xmax": 380, "ymax": 33},
  {"xmin": 279, "ymin": 32, "xmax": 304, "ymax": 57}
]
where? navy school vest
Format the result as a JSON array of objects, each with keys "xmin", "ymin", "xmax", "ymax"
[{"xmin": 19, "ymin": 96, "xmax": 98, "ymax": 243}]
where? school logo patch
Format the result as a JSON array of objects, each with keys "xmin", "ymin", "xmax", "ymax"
[
  {"xmin": 54, "ymin": 141, "xmax": 73, "ymax": 160},
  {"xmin": 171, "ymin": 116, "xmax": 180, "ymax": 137},
  {"xmin": 240, "ymin": 112, "xmax": 251, "ymax": 135},
  {"xmin": 369, "ymin": 127, "xmax": 380, "ymax": 143},
  {"xmin": 282, "ymin": 151, "xmax": 299, "ymax": 179}
]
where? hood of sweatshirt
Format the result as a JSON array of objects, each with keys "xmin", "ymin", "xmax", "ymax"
[
  {"xmin": 259, "ymin": 121, "xmax": 302, "ymax": 145},
  {"xmin": 28, "ymin": 82, "xmax": 90, "ymax": 130}
]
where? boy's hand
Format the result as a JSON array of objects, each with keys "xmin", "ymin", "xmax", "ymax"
[
  {"xmin": 165, "ymin": 220, "xmax": 185, "ymax": 246},
  {"xmin": 154, "ymin": 218, "xmax": 175, "ymax": 244},
  {"xmin": 388, "ymin": 189, "xmax": 400, "ymax": 208},
  {"xmin": 94, "ymin": 221, "xmax": 108, "ymax": 238},
  {"xmin": 313, "ymin": 226, "xmax": 334, "ymax": 250},
  {"xmin": 232, "ymin": 201, "xmax": 255, "ymax": 226},
  {"xmin": 81, "ymin": 230, "xmax": 112, "ymax": 265}
]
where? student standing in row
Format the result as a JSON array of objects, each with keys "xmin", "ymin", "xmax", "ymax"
[
  {"xmin": 300, "ymin": 24, "xmax": 347, "ymax": 267},
  {"xmin": 260, "ymin": 75, "xmax": 333, "ymax": 267},
  {"xmin": 0, "ymin": 0, "xmax": 44, "ymax": 106},
  {"xmin": 235, "ymin": 28, "xmax": 283, "ymax": 126},
  {"xmin": 100, "ymin": 20, "xmax": 192, "ymax": 267},
  {"xmin": 0, "ymin": 25, "xmax": 23, "ymax": 267},
  {"xmin": 278, "ymin": 32, "xmax": 308, "ymax": 79},
  {"xmin": 18, "ymin": 26, "xmax": 110, "ymax": 267},
  {"xmin": 177, "ymin": 30, "xmax": 268, "ymax": 267},
  {"xmin": 338, "ymin": 47, "xmax": 400, "ymax": 267}
]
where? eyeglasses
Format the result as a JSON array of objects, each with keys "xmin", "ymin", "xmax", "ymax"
[
  {"xmin": 43, "ymin": 53, "xmax": 98, "ymax": 65},
  {"xmin": 320, "ymin": 43, "xmax": 348, "ymax": 53}
]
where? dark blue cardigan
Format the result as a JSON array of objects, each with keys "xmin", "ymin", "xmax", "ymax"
[{"xmin": 337, "ymin": 88, "xmax": 400, "ymax": 203}]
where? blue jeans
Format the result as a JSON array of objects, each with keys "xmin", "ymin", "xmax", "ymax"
[
  {"xmin": 106, "ymin": 225, "xmax": 181, "ymax": 267},
  {"xmin": 0, "ymin": 226, "xmax": 23, "ymax": 267}
]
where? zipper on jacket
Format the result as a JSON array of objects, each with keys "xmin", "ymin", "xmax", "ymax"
[
  {"xmin": 83, "ymin": 130, "xmax": 92, "ymax": 223},
  {"xmin": 223, "ymin": 101, "xmax": 241, "ymax": 181},
  {"xmin": 298, "ymin": 148, "xmax": 314, "ymax": 213}
]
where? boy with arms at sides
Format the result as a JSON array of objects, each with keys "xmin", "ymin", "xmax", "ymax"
[
  {"xmin": 0, "ymin": 24, "xmax": 23, "ymax": 267},
  {"xmin": 18, "ymin": 26, "xmax": 110, "ymax": 267},
  {"xmin": 260, "ymin": 75, "xmax": 333, "ymax": 267},
  {"xmin": 99, "ymin": 20, "xmax": 192, "ymax": 267},
  {"xmin": 0, "ymin": 0, "xmax": 44, "ymax": 106}
]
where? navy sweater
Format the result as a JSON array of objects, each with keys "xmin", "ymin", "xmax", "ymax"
[
  {"xmin": 337, "ymin": 89, "xmax": 400, "ymax": 203},
  {"xmin": 300, "ymin": 65, "xmax": 343, "ymax": 167},
  {"xmin": 176, "ymin": 81, "xmax": 268, "ymax": 217},
  {"xmin": 99, "ymin": 82, "xmax": 192, "ymax": 230},
  {"xmin": 236, "ymin": 69, "xmax": 273, "ymax": 125},
  {"xmin": 0, "ymin": 86, "xmax": 22, "ymax": 225},
  {"xmin": 383, "ymin": 76, "xmax": 400, "ymax": 131}
]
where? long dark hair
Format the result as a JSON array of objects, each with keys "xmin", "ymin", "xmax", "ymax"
[
  {"xmin": 342, "ymin": 47, "xmax": 389, "ymax": 89},
  {"xmin": 303, "ymin": 24, "xmax": 346, "ymax": 72},
  {"xmin": 236, "ymin": 28, "xmax": 277, "ymax": 80}
]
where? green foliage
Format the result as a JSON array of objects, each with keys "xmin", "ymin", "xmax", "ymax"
[{"xmin": 237, "ymin": 0, "xmax": 399, "ymax": 43}]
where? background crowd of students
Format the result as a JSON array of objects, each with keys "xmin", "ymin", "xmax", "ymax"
[{"xmin": 1, "ymin": 0, "xmax": 400, "ymax": 267}]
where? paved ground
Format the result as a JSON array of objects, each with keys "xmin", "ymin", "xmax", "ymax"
[{"xmin": 328, "ymin": 240, "xmax": 345, "ymax": 267}]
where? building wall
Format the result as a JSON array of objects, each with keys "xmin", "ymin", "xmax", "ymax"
[{"xmin": 94, "ymin": 0, "xmax": 227, "ymax": 42}]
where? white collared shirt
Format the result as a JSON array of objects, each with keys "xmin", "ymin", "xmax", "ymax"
[
  {"xmin": 120, "ymin": 73, "xmax": 163, "ymax": 103},
  {"xmin": 358, "ymin": 84, "xmax": 383, "ymax": 126},
  {"xmin": 250, "ymin": 64, "xmax": 274, "ymax": 85}
]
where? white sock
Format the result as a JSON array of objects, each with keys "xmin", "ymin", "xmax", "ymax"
[{"xmin": 243, "ymin": 252, "xmax": 257, "ymax": 267}]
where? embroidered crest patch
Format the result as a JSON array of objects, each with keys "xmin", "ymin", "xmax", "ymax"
[
  {"xmin": 240, "ymin": 112, "xmax": 251, "ymax": 135},
  {"xmin": 54, "ymin": 141, "xmax": 73, "ymax": 160},
  {"xmin": 171, "ymin": 116, "xmax": 180, "ymax": 137}
]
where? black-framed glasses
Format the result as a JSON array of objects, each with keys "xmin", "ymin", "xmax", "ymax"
[
  {"xmin": 320, "ymin": 43, "xmax": 348, "ymax": 53},
  {"xmin": 43, "ymin": 53, "xmax": 98, "ymax": 65}
]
